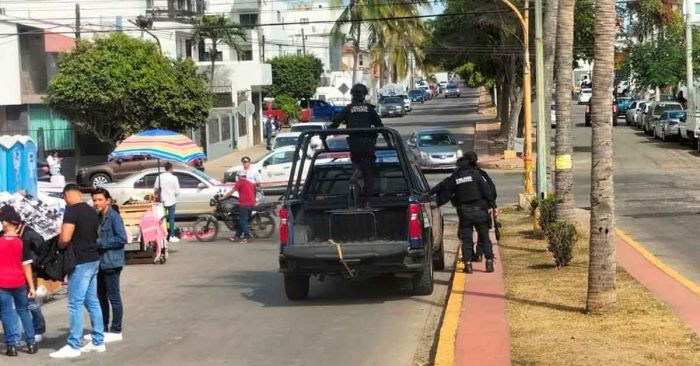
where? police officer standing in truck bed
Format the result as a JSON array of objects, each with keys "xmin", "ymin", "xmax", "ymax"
[
  {"xmin": 431, "ymin": 152, "xmax": 498, "ymax": 274},
  {"xmin": 330, "ymin": 83, "xmax": 384, "ymax": 207}
]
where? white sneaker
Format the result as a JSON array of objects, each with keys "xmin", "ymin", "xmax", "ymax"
[
  {"xmin": 49, "ymin": 345, "xmax": 81, "ymax": 359},
  {"xmin": 168, "ymin": 236, "xmax": 180, "ymax": 243},
  {"xmin": 104, "ymin": 332, "xmax": 123, "ymax": 343},
  {"xmin": 35, "ymin": 334, "xmax": 43, "ymax": 343},
  {"xmin": 80, "ymin": 342, "xmax": 106, "ymax": 353}
]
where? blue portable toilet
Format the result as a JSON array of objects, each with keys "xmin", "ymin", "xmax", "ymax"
[
  {"xmin": 5, "ymin": 139, "xmax": 23, "ymax": 194},
  {"xmin": 0, "ymin": 136, "xmax": 10, "ymax": 193},
  {"xmin": 19, "ymin": 136, "xmax": 38, "ymax": 197}
]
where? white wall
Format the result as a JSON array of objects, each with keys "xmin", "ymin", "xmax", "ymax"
[{"xmin": 0, "ymin": 22, "xmax": 22, "ymax": 106}]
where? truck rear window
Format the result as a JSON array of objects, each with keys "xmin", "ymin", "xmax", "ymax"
[{"xmin": 304, "ymin": 164, "xmax": 409, "ymax": 198}]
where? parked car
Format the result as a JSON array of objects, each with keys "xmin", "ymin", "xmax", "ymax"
[
  {"xmin": 653, "ymin": 110, "xmax": 686, "ymax": 142},
  {"xmin": 290, "ymin": 121, "xmax": 332, "ymax": 149},
  {"xmin": 635, "ymin": 101, "xmax": 651, "ymax": 127},
  {"xmin": 223, "ymin": 146, "xmax": 315, "ymax": 192},
  {"xmin": 419, "ymin": 86, "xmax": 432, "ymax": 100},
  {"xmin": 278, "ymin": 128, "xmax": 444, "ymax": 300},
  {"xmin": 378, "ymin": 96, "xmax": 406, "ymax": 117},
  {"xmin": 578, "ymin": 88, "xmax": 592, "ymax": 104},
  {"xmin": 550, "ymin": 102, "xmax": 557, "ymax": 128},
  {"xmin": 616, "ymin": 97, "xmax": 634, "ymax": 117},
  {"xmin": 101, "ymin": 167, "xmax": 247, "ymax": 217},
  {"xmin": 643, "ymin": 101, "xmax": 684, "ymax": 135},
  {"xmin": 408, "ymin": 89, "xmax": 425, "ymax": 103},
  {"xmin": 400, "ymin": 94, "xmax": 412, "ymax": 112},
  {"xmin": 263, "ymin": 100, "xmax": 312, "ymax": 124},
  {"xmin": 76, "ymin": 156, "xmax": 198, "ymax": 188},
  {"xmin": 300, "ymin": 99, "xmax": 345, "ymax": 121},
  {"xmin": 271, "ymin": 132, "xmax": 302, "ymax": 151},
  {"xmin": 584, "ymin": 100, "xmax": 619, "ymax": 126},
  {"xmin": 626, "ymin": 100, "xmax": 643, "ymax": 125},
  {"xmin": 429, "ymin": 85, "xmax": 439, "ymax": 97},
  {"xmin": 406, "ymin": 129, "xmax": 464, "ymax": 171},
  {"xmin": 445, "ymin": 84, "xmax": 461, "ymax": 98}
]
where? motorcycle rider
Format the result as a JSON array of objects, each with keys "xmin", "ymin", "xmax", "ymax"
[
  {"xmin": 220, "ymin": 172, "xmax": 256, "ymax": 244},
  {"xmin": 330, "ymin": 83, "xmax": 384, "ymax": 207},
  {"xmin": 431, "ymin": 152, "xmax": 497, "ymax": 273}
]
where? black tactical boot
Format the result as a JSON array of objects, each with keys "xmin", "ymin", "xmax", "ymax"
[
  {"xmin": 485, "ymin": 259, "xmax": 494, "ymax": 273},
  {"xmin": 463, "ymin": 262, "xmax": 473, "ymax": 273}
]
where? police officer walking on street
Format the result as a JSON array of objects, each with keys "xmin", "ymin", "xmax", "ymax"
[
  {"xmin": 431, "ymin": 152, "xmax": 498, "ymax": 273},
  {"xmin": 330, "ymin": 83, "xmax": 384, "ymax": 207}
]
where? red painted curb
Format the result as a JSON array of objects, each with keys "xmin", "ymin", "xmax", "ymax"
[{"xmin": 455, "ymin": 238, "xmax": 512, "ymax": 366}]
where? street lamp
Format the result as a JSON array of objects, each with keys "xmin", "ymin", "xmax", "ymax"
[{"xmin": 498, "ymin": 0, "xmax": 534, "ymax": 195}]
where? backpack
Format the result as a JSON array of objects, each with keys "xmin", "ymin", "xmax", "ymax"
[{"xmin": 35, "ymin": 236, "xmax": 76, "ymax": 281}]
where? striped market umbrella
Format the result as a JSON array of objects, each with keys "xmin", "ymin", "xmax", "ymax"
[{"xmin": 111, "ymin": 129, "xmax": 205, "ymax": 163}]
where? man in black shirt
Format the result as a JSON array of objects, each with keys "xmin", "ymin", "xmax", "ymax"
[
  {"xmin": 50, "ymin": 184, "xmax": 105, "ymax": 359},
  {"xmin": 431, "ymin": 153, "xmax": 498, "ymax": 274},
  {"xmin": 331, "ymin": 83, "xmax": 384, "ymax": 207}
]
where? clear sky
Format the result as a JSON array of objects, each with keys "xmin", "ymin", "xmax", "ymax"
[{"xmin": 421, "ymin": 2, "xmax": 446, "ymax": 17}]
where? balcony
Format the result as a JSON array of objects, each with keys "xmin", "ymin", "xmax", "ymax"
[
  {"xmin": 147, "ymin": 0, "xmax": 205, "ymax": 22},
  {"xmin": 232, "ymin": 0, "xmax": 261, "ymax": 13}
]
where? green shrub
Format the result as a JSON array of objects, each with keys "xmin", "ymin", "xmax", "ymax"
[
  {"xmin": 537, "ymin": 194, "xmax": 557, "ymax": 232},
  {"xmin": 275, "ymin": 95, "xmax": 301, "ymax": 121},
  {"xmin": 546, "ymin": 221, "xmax": 578, "ymax": 267}
]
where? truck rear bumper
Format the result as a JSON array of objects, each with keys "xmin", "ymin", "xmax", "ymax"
[{"xmin": 279, "ymin": 242, "xmax": 427, "ymax": 276}]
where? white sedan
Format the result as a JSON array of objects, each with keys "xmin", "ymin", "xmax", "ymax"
[{"xmin": 100, "ymin": 167, "xmax": 257, "ymax": 217}]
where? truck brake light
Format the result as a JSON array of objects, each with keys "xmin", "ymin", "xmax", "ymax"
[
  {"xmin": 409, "ymin": 203, "xmax": 422, "ymax": 248},
  {"xmin": 279, "ymin": 208, "xmax": 288, "ymax": 245}
]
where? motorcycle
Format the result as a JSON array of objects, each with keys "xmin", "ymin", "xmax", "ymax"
[{"xmin": 192, "ymin": 192, "xmax": 278, "ymax": 242}]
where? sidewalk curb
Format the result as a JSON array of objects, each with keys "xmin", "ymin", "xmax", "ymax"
[
  {"xmin": 616, "ymin": 228, "xmax": 700, "ymax": 297},
  {"xmin": 434, "ymin": 247, "xmax": 465, "ymax": 366}
]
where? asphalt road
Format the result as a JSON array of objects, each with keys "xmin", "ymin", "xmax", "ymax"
[
  {"xmin": 489, "ymin": 102, "xmax": 700, "ymax": 285},
  {"xmin": 10, "ymin": 92, "xmax": 483, "ymax": 366}
]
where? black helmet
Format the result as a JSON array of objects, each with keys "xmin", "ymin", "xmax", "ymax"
[{"xmin": 350, "ymin": 83, "xmax": 369, "ymax": 102}]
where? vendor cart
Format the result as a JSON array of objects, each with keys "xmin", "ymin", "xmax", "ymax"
[{"xmin": 120, "ymin": 203, "xmax": 168, "ymax": 264}]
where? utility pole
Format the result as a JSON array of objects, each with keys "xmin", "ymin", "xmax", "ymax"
[
  {"xmin": 686, "ymin": 0, "xmax": 695, "ymax": 143},
  {"xmin": 535, "ymin": 0, "xmax": 547, "ymax": 198},
  {"xmin": 261, "ymin": 34, "xmax": 266, "ymax": 61},
  {"xmin": 499, "ymin": 0, "xmax": 533, "ymax": 195},
  {"xmin": 75, "ymin": 3, "xmax": 81, "ymax": 40},
  {"xmin": 301, "ymin": 28, "xmax": 306, "ymax": 55}
]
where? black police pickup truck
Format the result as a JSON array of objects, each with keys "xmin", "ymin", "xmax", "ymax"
[{"xmin": 277, "ymin": 128, "xmax": 444, "ymax": 300}]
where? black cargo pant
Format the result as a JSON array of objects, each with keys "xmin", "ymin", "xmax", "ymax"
[
  {"xmin": 457, "ymin": 205, "xmax": 494, "ymax": 263},
  {"xmin": 349, "ymin": 136, "xmax": 376, "ymax": 203}
]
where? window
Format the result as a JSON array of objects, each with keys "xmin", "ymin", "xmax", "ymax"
[
  {"xmin": 174, "ymin": 172, "xmax": 203, "ymax": 188},
  {"xmin": 300, "ymin": 18, "xmax": 309, "ymax": 24},
  {"xmin": 239, "ymin": 50, "xmax": 253, "ymax": 61},
  {"xmin": 696, "ymin": 3, "xmax": 700, "ymax": 14},
  {"xmin": 277, "ymin": 10, "xmax": 282, "ymax": 23},
  {"xmin": 221, "ymin": 115, "xmax": 231, "ymax": 141},
  {"xmin": 239, "ymin": 13, "xmax": 258, "ymax": 28},
  {"xmin": 208, "ymin": 118, "xmax": 220, "ymax": 143},
  {"xmin": 359, "ymin": 54, "xmax": 364, "ymax": 66},
  {"xmin": 268, "ymin": 151, "xmax": 293, "ymax": 165},
  {"xmin": 134, "ymin": 174, "xmax": 158, "ymax": 189}
]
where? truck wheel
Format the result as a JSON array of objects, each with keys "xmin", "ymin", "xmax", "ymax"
[
  {"xmin": 284, "ymin": 275, "xmax": 310, "ymax": 300},
  {"xmin": 412, "ymin": 247, "xmax": 434, "ymax": 296},
  {"xmin": 433, "ymin": 242, "xmax": 445, "ymax": 271}
]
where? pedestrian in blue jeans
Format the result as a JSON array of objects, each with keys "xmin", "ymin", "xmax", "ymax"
[
  {"xmin": 91, "ymin": 188, "xmax": 126, "ymax": 344},
  {"xmin": 50, "ymin": 184, "xmax": 105, "ymax": 359},
  {"xmin": 0, "ymin": 206, "xmax": 37, "ymax": 357},
  {"xmin": 220, "ymin": 172, "xmax": 256, "ymax": 243},
  {"xmin": 154, "ymin": 162, "xmax": 181, "ymax": 243}
]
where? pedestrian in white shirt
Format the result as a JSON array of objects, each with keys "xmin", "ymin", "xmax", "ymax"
[
  {"xmin": 240, "ymin": 157, "xmax": 262, "ymax": 187},
  {"xmin": 153, "ymin": 162, "xmax": 180, "ymax": 242},
  {"xmin": 46, "ymin": 151, "xmax": 62, "ymax": 176}
]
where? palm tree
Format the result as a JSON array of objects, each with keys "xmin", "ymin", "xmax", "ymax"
[
  {"xmin": 192, "ymin": 14, "xmax": 246, "ymax": 89},
  {"xmin": 332, "ymin": 0, "xmax": 428, "ymax": 84},
  {"xmin": 543, "ymin": 0, "xmax": 558, "ymax": 125},
  {"xmin": 586, "ymin": 0, "xmax": 617, "ymax": 314},
  {"xmin": 554, "ymin": 0, "xmax": 575, "ymax": 221}
]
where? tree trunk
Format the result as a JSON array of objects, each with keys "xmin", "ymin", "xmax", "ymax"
[
  {"xmin": 508, "ymin": 85, "xmax": 523, "ymax": 151},
  {"xmin": 554, "ymin": 0, "xmax": 576, "ymax": 221},
  {"xmin": 352, "ymin": 26, "xmax": 361, "ymax": 84},
  {"xmin": 543, "ymin": 0, "xmax": 558, "ymax": 125},
  {"xmin": 586, "ymin": 0, "xmax": 617, "ymax": 314},
  {"xmin": 210, "ymin": 41, "xmax": 217, "ymax": 91},
  {"xmin": 499, "ymin": 82, "xmax": 511, "ymax": 138}
]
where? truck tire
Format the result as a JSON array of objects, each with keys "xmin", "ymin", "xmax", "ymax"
[
  {"xmin": 284, "ymin": 275, "xmax": 310, "ymax": 300},
  {"xmin": 412, "ymin": 246, "xmax": 434, "ymax": 296},
  {"xmin": 433, "ymin": 240, "xmax": 445, "ymax": 271}
]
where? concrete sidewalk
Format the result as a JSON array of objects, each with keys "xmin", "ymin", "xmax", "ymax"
[
  {"xmin": 204, "ymin": 144, "xmax": 269, "ymax": 181},
  {"xmin": 473, "ymin": 118, "xmax": 529, "ymax": 170}
]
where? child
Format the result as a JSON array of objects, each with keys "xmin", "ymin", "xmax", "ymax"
[{"xmin": 0, "ymin": 206, "xmax": 38, "ymax": 356}]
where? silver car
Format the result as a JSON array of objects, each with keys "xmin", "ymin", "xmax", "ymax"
[
  {"xmin": 654, "ymin": 110, "xmax": 686, "ymax": 142},
  {"xmin": 626, "ymin": 100, "xmax": 643, "ymax": 125},
  {"xmin": 100, "ymin": 167, "xmax": 254, "ymax": 217},
  {"xmin": 406, "ymin": 129, "xmax": 464, "ymax": 171},
  {"xmin": 644, "ymin": 101, "xmax": 684, "ymax": 135}
]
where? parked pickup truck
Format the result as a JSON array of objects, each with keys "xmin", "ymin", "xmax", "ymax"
[
  {"xmin": 277, "ymin": 128, "xmax": 445, "ymax": 300},
  {"xmin": 300, "ymin": 99, "xmax": 345, "ymax": 121}
]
